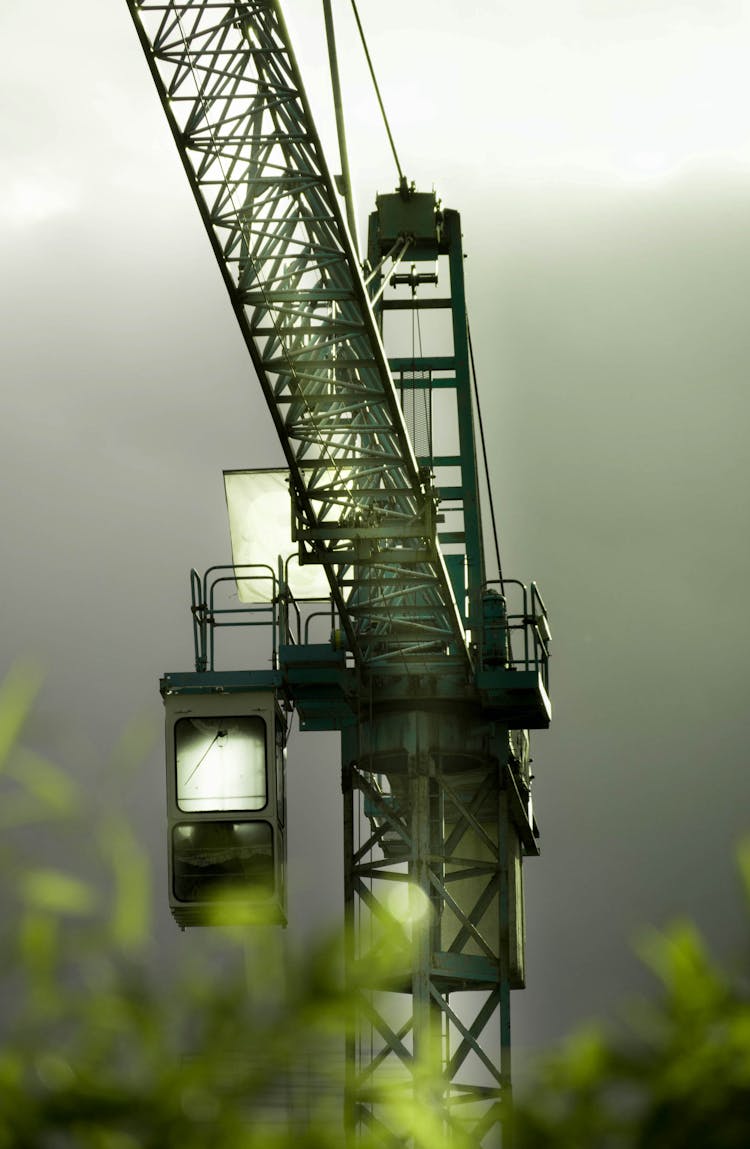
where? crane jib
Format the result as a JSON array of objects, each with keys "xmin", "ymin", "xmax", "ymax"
[{"xmin": 126, "ymin": 0, "xmax": 470, "ymax": 671}]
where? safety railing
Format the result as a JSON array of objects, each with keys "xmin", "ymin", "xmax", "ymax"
[
  {"xmin": 191, "ymin": 564, "xmax": 281, "ymax": 672},
  {"xmin": 190, "ymin": 563, "xmax": 341, "ymax": 672},
  {"xmin": 480, "ymin": 579, "xmax": 550, "ymax": 697}
]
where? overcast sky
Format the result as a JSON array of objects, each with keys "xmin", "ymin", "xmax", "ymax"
[{"xmin": 2, "ymin": 0, "xmax": 750, "ymax": 1071}]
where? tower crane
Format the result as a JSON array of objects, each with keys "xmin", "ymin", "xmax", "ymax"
[{"xmin": 126, "ymin": 2, "xmax": 551, "ymax": 1145}]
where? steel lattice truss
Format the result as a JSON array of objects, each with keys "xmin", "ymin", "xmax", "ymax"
[
  {"xmin": 344, "ymin": 756, "xmax": 514, "ymax": 1147},
  {"xmin": 127, "ymin": 0, "xmax": 468, "ymax": 670}
]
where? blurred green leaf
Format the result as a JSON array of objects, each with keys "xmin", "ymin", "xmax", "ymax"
[
  {"xmin": 107, "ymin": 713, "xmax": 159, "ymax": 784},
  {"xmin": 2, "ymin": 746, "xmax": 81, "ymax": 822},
  {"xmin": 20, "ymin": 868, "xmax": 98, "ymax": 916},
  {"xmin": 0, "ymin": 1051, "xmax": 24, "ymax": 1092},
  {"xmin": 635, "ymin": 920, "xmax": 725, "ymax": 1017},
  {"xmin": 0, "ymin": 662, "xmax": 43, "ymax": 769},
  {"xmin": 17, "ymin": 909, "xmax": 62, "ymax": 1022},
  {"xmin": 19, "ymin": 908, "xmax": 59, "ymax": 971},
  {"xmin": 736, "ymin": 836, "xmax": 750, "ymax": 909},
  {"xmin": 552, "ymin": 1024, "xmax": 610, "ymax": 1091},
  {"xmin": 97, "ymin": 817, "xmax": 152, "ymax": 952}
]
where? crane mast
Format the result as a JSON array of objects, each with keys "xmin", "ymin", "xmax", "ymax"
[{"xmin": 126, "ymin": 2, "xmax": 551, "ymax": 1145}]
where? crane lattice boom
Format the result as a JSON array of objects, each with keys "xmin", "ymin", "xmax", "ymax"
[{"xmin": 128, "ymin": 0, "xmax": 468, "ymax": 670}]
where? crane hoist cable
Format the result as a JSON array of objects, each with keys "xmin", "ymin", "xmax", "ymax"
[
  {"xmin": 348, "ymin": 4, "xmax": 506, "ymax": 602},
  {"xmin": 346, "ymin": 2, "xmax": 505, "ymax": 597},
  {"xmin": 468, "ymin": 317, "xmax": 503, "ymax": 588},
  {"xmin": 349, "ymin": 0, "xmax": 406, "ymax": 187}
]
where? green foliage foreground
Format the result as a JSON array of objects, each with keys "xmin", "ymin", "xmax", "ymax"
[
  {"xmin": 0, "ymin": 668, "xmax": 343, "ymax": 1147},
  {"xmin": 2, "ymin": 667, "xmax": 750, "ymax": 1147},
  {"xmin": 0, "ymin": 669, "xmax": 459, "ymax": 1149},
  {"xmin": 512, "ymin": 865, "xmax": 750, "ymax": 1147}
]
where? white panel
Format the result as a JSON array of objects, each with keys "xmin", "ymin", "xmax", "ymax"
[{"xmin": 223, "ymin": 469, "xmax": 330, "ymax": 602}]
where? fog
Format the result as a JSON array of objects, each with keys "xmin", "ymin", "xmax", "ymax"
[{"xmin": 1, "ymin": 0, "xmax": 749, "ymax": 1068}]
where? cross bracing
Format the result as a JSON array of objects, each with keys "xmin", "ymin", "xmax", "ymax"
[
  {"xmin": 343, "ymin": 742, "xmax": 518, "ymax": 1147},
  {"xmin": 127, "ymin": 0, "xmax": 468, "ymax": 670}
]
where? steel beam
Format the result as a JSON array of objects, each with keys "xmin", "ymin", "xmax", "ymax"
[
  {"xmin": 126, "ymin": 0, "xmax": 468, "ymax": 671},
  {"xmin": 342, "ymin": 706, "xmax": 526, "ymax": 1147}
]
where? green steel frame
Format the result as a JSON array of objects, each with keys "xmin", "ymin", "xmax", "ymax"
[
  {"xmin": 341, "ymin": 704, "xmax": 537, "ymax": 1148},
  {"xmin": 128, "ymin": 3, "xmax": 551, "ymax": 1146},
  {"xmin": 127, "ymin": 0, "xmax": 467, "ymax": 672},
  {"xmin": 368, "ymin": 199, "xmax": 487, "ymax": 636}
]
